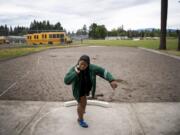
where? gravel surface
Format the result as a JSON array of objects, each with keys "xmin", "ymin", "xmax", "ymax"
[{"xmin": 0, "ymin": 46, "xmax": 180, "ymax": 102}]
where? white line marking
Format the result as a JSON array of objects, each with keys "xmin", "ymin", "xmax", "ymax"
[
  {"xmin": 0, "ymin": 69, "xmax": 31, "ymax": 97},
  {"xmin": 88, "ymin": 46, "xmax": 105, "ymax": 47},
  {"xmin": 31, "ymin": 106, "xmax": 61, "ymax": 135},
  {"xmin": 0, "ymin": 82, "xmax": 17, "ymax": 97},
  {"xmin": 37, "ymin": 56, "xmax": 40, "ymax": 65},
  {"xmin": 0, "ymin": 56, "xmax": 39, "ymax": 97}
]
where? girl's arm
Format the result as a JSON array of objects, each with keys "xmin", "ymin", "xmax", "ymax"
[
  {"xmin": 93, "ymin": 64, "xmax": 115, "ymax": 82},
  {"xmin": 64, "ymin": 66, "xmax": 78, "ymax": 85}
]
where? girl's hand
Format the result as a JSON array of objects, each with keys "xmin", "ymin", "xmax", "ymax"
[
  {"xmin": 75, "ymin": 65, "xmax": 80, "ymax": 74},
  {"xmin": 110, "ymin": 81, "xmax": 118, "ymax": 90}
]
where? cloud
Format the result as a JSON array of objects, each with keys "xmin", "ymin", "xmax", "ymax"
[{"xmin": 0, "ymin": 0, "xmax": 179, "ymax": 31}]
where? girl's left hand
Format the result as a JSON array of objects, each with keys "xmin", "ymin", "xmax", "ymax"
[{"xmin": 110, "ymin": 81, "xmax": 118, "ymax": 90}]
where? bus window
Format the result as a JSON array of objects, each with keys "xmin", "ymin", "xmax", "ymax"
[
  {"xmin": 53, "ymin": 34, "xmax": 57, "ymax": 38},
  {"xmin": 49, "ymin": 34, "xmax": 53, "ymax": 38},
  {"xmin": 60, "ymin": 34, "xmax": 64, "ymax": 38},
  {"xmin": 34, "ymin": 35, "xmax": 36, "ymax": 39},
  {"xmin": 45, "ymin": 34, "xmax": 47, "ymax": 39},
  {"xmin": 57, "ymin": 34, "xmax": 60, "ymax": 38},
  {"xmin": 42, "ymin": 34, "xmax": 44, "ymax": 39},
  {"xmin": 37, "ymin": 35, "xmax": 39, "ymax": 39}
]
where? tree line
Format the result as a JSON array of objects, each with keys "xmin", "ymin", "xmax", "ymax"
[
  {"xmin": 0, "ymin": 20, "xmax": 64, "ymax": 36},
  {"xmin": 0, "ymin": 20, "xmax": 178, "ymax": 39},
  {"xmin": 74, "ymin": 23, "xmax": 178, "ymax": 39}
]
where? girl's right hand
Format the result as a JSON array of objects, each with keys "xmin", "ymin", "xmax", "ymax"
[{"xmin": 75, "ymin": 65, "xmax": 80, "ymax": 74}]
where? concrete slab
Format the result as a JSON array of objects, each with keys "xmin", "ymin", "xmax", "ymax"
[
  {"xmin": 0, "ymin": 100, "xmax": 180, "ymax": 135},
  {"xmin": 131, "ymin": 103, "xmax": 180, "ymax": 135},
  {"xmin": 0, "ymin": 100, "xmax": 44, "ymax": 135}
]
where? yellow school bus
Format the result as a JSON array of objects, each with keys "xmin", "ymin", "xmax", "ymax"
[{"xmin": 26, "ymin": 32, "xmax": 71, "ymax": 45}]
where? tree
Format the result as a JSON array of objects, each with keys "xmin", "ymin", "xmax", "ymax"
[
  {"xmin": 76, "ymin": 29, "xmax": 83, "ymax": 35},
  {"xmin": 82, "ymin": 24, "xmax": 87, "ymax": 35},
  {"xmin": 96, "ymin": 25, "xmax": 107, "ymax": 39},
  {"xmin": 111, "ymin": 28, "xmax": 118, "ymax": 36},
  {"xmin": 127, "ymin": 30, "xmax": 133, "ymax": 38},
  {"xmin": 13, "ymin": 26, "xmax": 28, "ymax": 35},
  {"xmin": 29, "ymin": 20, "xmax": 64, "ymax": 33},
  {"xmin": 76, "ymin": 25, "xmax": 88, "ymax": 35},
  {"xmin": 140, "ymin": 31, "xmax": 145, "ymax": 38},
  {"xmin": 0, "ymin": 25, "xmax": 5, "ymax": 36},
  {"xmin": 89, "ymin": 23, "xmax": 107, "ymax": 39},
  {"xmin": 117, "ymin": 25, "xmax": 124, "ymax": 36},
  {"xmin": 89, "ymin": 23, "xmax": 97, "ymax": 39},
  {"xmin": 159, "ymin": 0, "xmax": 168, "ymax": 50},
  {"xmin": 54, "ymin": 22, "xmax": 63, "ymax": 30},
  {"xmin": 4, "ymin": 25, "xmax": 9, "ymax": 36},
  {"xmin": 9, "ymin": 26, "xmax": 13, "ymax": 35},
  {"xmin": 47, "ymin": 20, "xmax": 51, "ymax": 30}
]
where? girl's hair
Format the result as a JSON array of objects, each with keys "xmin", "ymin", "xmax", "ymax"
[{"xmin": 78, "ymin": 55, "xmax": 90, "ymax": 65}]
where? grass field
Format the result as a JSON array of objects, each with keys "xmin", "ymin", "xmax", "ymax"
[
  {"xmin": 0, "ymin": 38, "xmax": 179, "ymax": 60},
  {"xmin": 0, "ymin": 44, "xmax": 78, "ymax": 61},
  {"xmin": 78, "ymin": 38, "xmax": 180, "ymax": 56},
  {"xmin": 0, "ymin": 47, "xmax": 47, "ymax": 60},
  {"xmin": 81, "ymin": 38, "xmax": 177, "ymax": 49}
]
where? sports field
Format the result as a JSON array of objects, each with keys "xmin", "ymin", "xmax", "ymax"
[
  {"xmin": 0, "ymin": 38, "xmax": 179, "ymax": 61},
  {"xmin": 0, "ymin": 46, "xmax": 180, "ymax": 102}
]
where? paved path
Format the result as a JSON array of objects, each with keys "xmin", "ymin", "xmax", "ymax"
[
  {"xmin": 0, "ymin": 100, "xmax": 180, "ymax": 135},
  {"xmin": 0, "ymin": 46, "xmax": 180, "ymax": 102},
  {"xmin": 0, "ymin": 46, "xmax": 180, "ymax": 135}
]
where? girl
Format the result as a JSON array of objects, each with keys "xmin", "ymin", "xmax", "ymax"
[{"xmin": 64, "ymin": 55, "xmax": 118, "ymax": 128}]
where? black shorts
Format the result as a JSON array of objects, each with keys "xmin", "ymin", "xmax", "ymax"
[{"xmin": 79, "ymin": 89, "xmax": 91, "ymax": 97}]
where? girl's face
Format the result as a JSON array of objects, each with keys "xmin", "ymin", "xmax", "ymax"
[{"xmin": 78, "ymin": 60, "xmax": 88, "ymax": 70}]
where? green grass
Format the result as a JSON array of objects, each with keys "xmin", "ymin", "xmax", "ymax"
[
  {"xmin": 0, "ymin": 44, "xmax": 79, "ymax": 60},
  {"xmin": 0, "ymin": 39, "xmax": 179, "ymax": 60},
  {"xmin": 80, "ymin": 38, "xmax": 180, "ymax": 56},
  {"xmin": 0, "ymin": 46, "xmax": 47, "ymax": 60}
]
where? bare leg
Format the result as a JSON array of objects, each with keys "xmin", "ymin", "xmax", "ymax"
[
  {"xmin": 81, "ymin": 96, "xmax": 87, "ymax": 113},
  {"xmin": 77, "ymin": 96, "xmax": 87, "ymax": 120}
]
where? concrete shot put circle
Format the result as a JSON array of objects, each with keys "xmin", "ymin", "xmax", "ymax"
[{"xmin": 30, "ymin": 100, "xmax": 133, "ymax": 135}]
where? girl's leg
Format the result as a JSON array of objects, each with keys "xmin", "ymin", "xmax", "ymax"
[
  {"xmin": 77, "ymin": 96, "xmax": 87, "ymax": 120},
  {"xmin": 82, "ymin": 96, "xmax": 87, "ymax": 113}
]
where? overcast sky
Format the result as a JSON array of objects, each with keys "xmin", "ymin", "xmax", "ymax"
[{"xmin": 0, "ymin": 0, "xmax": 179, "ymax": 31}]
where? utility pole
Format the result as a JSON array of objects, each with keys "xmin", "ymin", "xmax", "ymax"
[
  {"xmin": 177, "ymin": 1, "xmax": 180, "ymax": 51},
  {"xmin": 159, "ymin": 0, "xmax": 168, "ymax": 50},
  {"xmin": 178, "ymin": 30, "xmax": 180, "ymax": 51}
]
